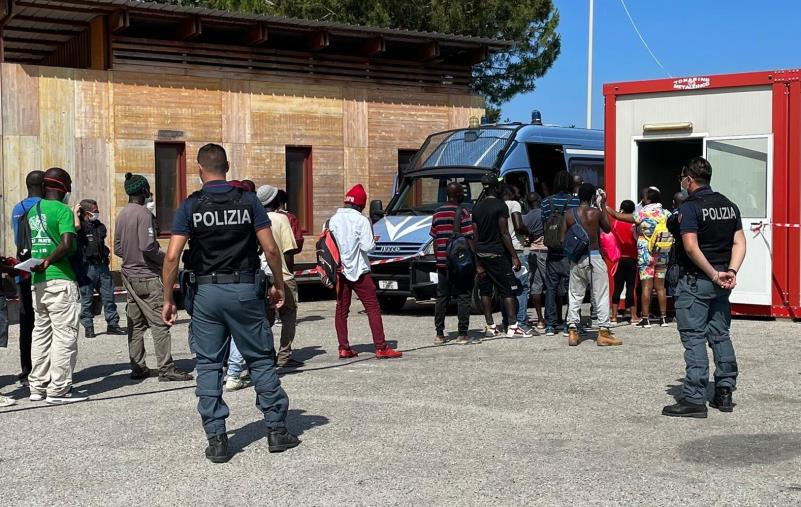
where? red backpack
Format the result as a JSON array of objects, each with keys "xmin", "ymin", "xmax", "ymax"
[{"xmin": 315, "ymin": 220, "xmax": 341, "ymax": 289}]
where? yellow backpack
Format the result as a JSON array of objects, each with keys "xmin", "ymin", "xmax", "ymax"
[{"xmin": 648, "ymin": 215, "xmax": 674, "ymax": 254}]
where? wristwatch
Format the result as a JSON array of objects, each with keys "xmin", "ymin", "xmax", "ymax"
[{"xmin": 727, "ymin": 268, "xmax": 738, "ymax": 275}]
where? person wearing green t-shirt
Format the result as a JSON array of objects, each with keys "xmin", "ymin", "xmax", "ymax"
[{"xmin": 27, "ymin": 167, "xmax": 88, "ymax": 405}]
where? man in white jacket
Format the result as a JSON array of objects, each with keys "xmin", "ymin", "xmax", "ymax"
[{"xmin": 328, "ymin": 184, "xmax": 402, "ymax": 360}]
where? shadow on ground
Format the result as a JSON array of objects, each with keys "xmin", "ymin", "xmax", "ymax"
[
  {"xmin": 681, "ymin": 433, "xmax": 801, "ymax": 467},
  {"xmin": 228, "ymin": 408, "xmax": 329, "ymax": 454}
]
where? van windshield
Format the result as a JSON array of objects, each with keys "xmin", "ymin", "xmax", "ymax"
[
  {"xmin": 411, "ymin": 127, "xmax": 517, "ymax": 172},
  {"xmin": 387, "ymin": 174, "xmax": 485, "ymax": 215}
]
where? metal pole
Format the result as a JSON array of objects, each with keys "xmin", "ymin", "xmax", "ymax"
[{"xmin": 586, "ymin": 0, "xmax": 594, "ymax": 129}]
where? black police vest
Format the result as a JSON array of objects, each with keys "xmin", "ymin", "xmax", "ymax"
[
  {"xmin": 188, "ymin": 188, "xmax": 260, "ymax": 275},
  {"xmin": 676, "ymin": 189, "xmax": 740, "ymax": 272}
]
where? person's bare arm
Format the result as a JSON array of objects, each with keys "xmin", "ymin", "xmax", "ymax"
[
  {"xmin": 498, "ymin": 215, "xmax": 520, "ymax": 269},
  {"xmin": 726, "ymin": 229, "xmax": 747, "ymax": 288},
  {"xmin": 256, "ymin": 227, "xmax": 285, "ymax": 309},
  {"xmin": 560, "ymin": 209, "xmax": 574, "ymax": 242},
  {"xmin": 606, "ymin": 207, "xmax": 635, "ymax": 224},
  {"xmin": 32, "ymin": 233, "xmax": 75, "ymax": 273},
  {"xmin": 599, "ymin": 203, "xmax": 612, "ymax": 233},
  {"xmin": 161, "ymin": 234, "xmax": 187, "ymax": 326}
]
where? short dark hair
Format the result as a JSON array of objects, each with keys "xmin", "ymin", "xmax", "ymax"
[
  {"xmin": 644, "ymin": 187, "xmax": 661, "ymax": 204},
  {"xmin": 197, "ymin": 143, "xmax": 229, "ymax": 174},
  {"xmin": 577, "ymin": 182, "xmax": 596, "ymax": 203},
  {"xmin": 553, "ymin": 170, "xmax": 572, "ymax": 194},
  {"xmin": 26, "ymin": 170, "xmax": 44, "ymax": 190},
  {"xmin": 683, "ymin": 156, "xmax": 712, "ymax": 184},
  {"xmin": 79, "ymin": 199, "xmax": 97, "ymax": 212},
  {"xmin": 276, "ymin": 189, "xmax": 288, "ymax": 206},
  {"xmin": 501, "ymin": 184, "xmax": 516, "ymax": 201},
  {"xmin": 241, "ymin": 179, "xmax": 256, "ymax": 192},
  {"xmin": 620, "ymin": 199, "xmax": 635, "ymax": 213},
  {"xmin": 526, "ymin": 192, "xmax": 542, "ymax": 208}
]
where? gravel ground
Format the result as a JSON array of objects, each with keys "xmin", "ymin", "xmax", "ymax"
[{"xmin": 1, "ymin": 297, "xmax": 800, "ymax": 506}]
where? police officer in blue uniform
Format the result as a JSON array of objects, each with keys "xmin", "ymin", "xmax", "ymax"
[
  {"xmin": 662, "ymin": 156, "xmax": 746, "ymax": 418},
  {"xmin": 162, "ymin": 143, "xmax": 299, "ymax": 462}
]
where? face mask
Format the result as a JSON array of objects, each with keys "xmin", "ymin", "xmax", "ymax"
[
  {"xmin": 146, "ymin": 201, "xmax": 156, "ymax": 213},
  {"xmin": 88, "ymin": 213, "xmax": 99, "ymax": 222},
  {"xmin": 62, "ymin": 192, "xmax": 71, "ymax": 205},
  {"xmin": 145, "ymin": 195, "xmax": 154, "ymax": 205}
]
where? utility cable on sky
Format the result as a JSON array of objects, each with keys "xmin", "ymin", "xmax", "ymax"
[{"xmin": 619, "ymin": 0, "xmax": 672, "ymax": 78}]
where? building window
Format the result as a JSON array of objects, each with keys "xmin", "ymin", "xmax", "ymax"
[
  {"xmin": 285, "ymin": 146, "xmax": 313, "ymax": 233},
  {"xmin": 154, "ymin": 142, "xmax": 186, "ymax": 235}
]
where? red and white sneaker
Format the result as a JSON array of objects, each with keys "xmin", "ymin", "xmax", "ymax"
[
  {"xmin": 375, "ymin": 347, "xmax": 403, "ymax": 359},
  {"xmin": 484, "ymin": 324, "xmax": 502, "ymax": 338},
  {"xmin": 507, "ymin": 324, "xmax": 535, "ymax": 338}
]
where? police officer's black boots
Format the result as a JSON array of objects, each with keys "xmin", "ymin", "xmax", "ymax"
[
  {"xmin": 662, "ymin": 399, "xmax": 708, "ymax": 418},
  {"xmin": 205, "ymin": 434, "xmax": 230, "ymax": 463},
  {"xmin": 85, "ymin": 326, "xmax": 95, "ymax": 339},
  {"xmin": 267, "ymin": 428, "xmax": 300, "ymax": 453},
  {"xmin": 710, "ymin": 387, "xmax": 735, "ymax": 412},
  {"xmin": 106, "ymin": 324, "xmax": 125, "ymax": 335}
]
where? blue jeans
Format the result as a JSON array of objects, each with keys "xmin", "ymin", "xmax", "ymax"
[
  {"xmin": 503, "ymin": 252, "xmax": 530, "ymax": 328},
  {"xmin": 227, "ymin": 338, "xmax": 247, "ymax": 378},
  {"xmin": 79, "ymin": 262, "xmax": 119, "ymax": 328},
  {"xmin": 544, "ymin": 253, "xmax": 570, "ymax": 327}
]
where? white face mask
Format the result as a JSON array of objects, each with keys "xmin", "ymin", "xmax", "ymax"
[
  {"xmin": 62, "ymin": 192, "xmax": 71, "ymax": 205},
  {"xmin": 146, "ymin": 201, "xmax": 156, "ymax": 214},
  {"xmin": 88, "ymin": 213, "xmax": 99, "ymax": 222}
]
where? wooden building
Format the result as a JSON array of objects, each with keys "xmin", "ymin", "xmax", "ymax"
[{"xmin": 0, "ymin": 0, "xmax": 507, "ymax": 267}]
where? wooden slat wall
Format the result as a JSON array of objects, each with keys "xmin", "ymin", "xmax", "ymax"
[{"xmin": 1, "ymin": 63, "xmax": 483, "ymax": 266}]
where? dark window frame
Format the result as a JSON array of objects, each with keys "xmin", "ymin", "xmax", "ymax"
[
  {"xmin": 285, "ymin": 146, "xmax": 314, "ymax": 234},
  {"xmin": 154, "ymin": 141, "xmax": 187, "ymax": 237}
]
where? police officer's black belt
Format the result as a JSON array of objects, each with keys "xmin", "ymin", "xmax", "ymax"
[{"xmin": 194, "ymin": 272, "xmax": 256, "ymax": 285}]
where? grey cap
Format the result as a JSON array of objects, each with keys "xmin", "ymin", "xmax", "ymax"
[{"xmin": 256, "ymin": 184, "xmax": 278, "ymax": 206}]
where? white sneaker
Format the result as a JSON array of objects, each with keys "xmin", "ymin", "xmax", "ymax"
[
  {"xmin": 484, "ymin": 324, "xmax": 502, "ymax": 338},
  {"xmin": 45, "ymin": 392, "xmax": 89, "ymax": 404},
  {"xmin": 29, "ymin": 393, "xmax": 45, "ymax": 402},
  {"xmin": 224, "ymin": 376, "xmax": 251, "ymax": 392},
  {"xmin": 507, "ymin": 324, "xmax": 534, "ymax": 338},
  {"xmin": 0, "ymin": 395, "xmax": 16, "ymax": 407}
]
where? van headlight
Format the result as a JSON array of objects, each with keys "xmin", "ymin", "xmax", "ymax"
[{"xmin": 423, "ymin": 241, "xmax": 434, "ymax": 256}]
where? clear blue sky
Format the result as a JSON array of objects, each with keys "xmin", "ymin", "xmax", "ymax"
[{"xmin": 501, "ymin": 0, "xmax": 801, "ymax": 129}]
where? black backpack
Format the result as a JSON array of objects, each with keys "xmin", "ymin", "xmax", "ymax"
[
  {"xmin": 315, "ymin": 220, "xmax": 341, "ymax": 290},
  {"xmin": 16, "ymin": 207, "xmax": 33, "ymax": 262},
  {"xmin": 445, "ymin": 205, "xmax": 476, "ymax": 290},
  {"xmin": 543, "ymin": 198, "xmax": 568, "ymax": 250}
]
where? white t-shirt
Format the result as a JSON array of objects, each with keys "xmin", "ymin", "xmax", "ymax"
[
  {"xmin": 259, "ymin": 211, "xmax": 298, "ymax": 280},
  {"xmin": 328, "ymin": 208, "xmax": 375, "ymax": 282},
  {"xmin": 505, "ymin": 200, "xmax": 525, "ymax": 251}
]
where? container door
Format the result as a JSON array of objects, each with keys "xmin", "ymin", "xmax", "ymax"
[{"xmin": 703, "ymin": 135, "xmax": 773, "ymax": 305}]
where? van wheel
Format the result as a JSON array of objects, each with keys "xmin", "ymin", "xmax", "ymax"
[{"xmin": 378, "ymin": 295, "xmax": 407, "ymax": 313}]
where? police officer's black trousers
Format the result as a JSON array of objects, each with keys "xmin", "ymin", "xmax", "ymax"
[
  {"xmin": 675, "ymin": 276, "xmax": 738, "ymax": 405},
  {"xmin": 192, "ymin": 282, "xmax": 288, "ymax": 437}
]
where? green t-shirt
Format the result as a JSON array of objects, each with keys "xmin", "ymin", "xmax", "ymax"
[{"xmin": 28, "ymin": 199, "xmax": 77, "ymax": 284}]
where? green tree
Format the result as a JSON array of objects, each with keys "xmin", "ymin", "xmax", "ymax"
[{"xmin": 150, "ymin": 0, "xmax": 560, "ymax": 108}]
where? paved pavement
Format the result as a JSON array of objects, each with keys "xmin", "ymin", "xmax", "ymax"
[{"xmin": 1, "ymin": 298, "xmax": 800, "ymax": 506}]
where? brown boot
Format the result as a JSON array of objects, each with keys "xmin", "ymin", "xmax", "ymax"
[
  {"xmin": 597, "ymin": 328, "xmax": 623, "ymax": 346},
  {"xmin": 568, "ymin": 326, "xmax": 580, "ymax": 346}
]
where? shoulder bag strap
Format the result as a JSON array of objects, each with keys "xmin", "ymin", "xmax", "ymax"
[{"xmin": 452, "ymin": 204, "xmax": 462, "ymax": 237}]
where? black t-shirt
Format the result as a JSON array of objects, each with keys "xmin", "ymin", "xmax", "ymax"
[{"xmin": 472, "ymin": 196, "xmax": 509, "ymax": 255}]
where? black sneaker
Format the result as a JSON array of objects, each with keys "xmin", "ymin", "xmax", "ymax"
[
  {"xmin": 106, "ymin": 325, "xmax": 126, "ymax": 335},
  {"xmin": 158, "ymin": 368, "xmax": 194, "ymax": 382},
  {"xmin": 710, "ymin": 387, "xmax": 735, "ymax": 412},
  {"xmin": 205, "ymin": 434, "xmax": 230, "ymax": 463},
  {"xmin": 662, "ymin": 399, "xmax": 707, "ymax": 418},
  {"xmin": 636, "ymin": 318, "xmax": 652, "ymax": 329},
  {"xmin": 659, "ymin": 317, "xmax": 669, "ymax": 327},
  {"xmin": 85, "ymin": 326, "xmax": 95, "ymax": 339},
  {"xmin": 267, "ymin": 427, "xmax": 301, "ymax": 453},
  {"xmin": 130, "ymin": 367, "xmax": 158, "ymax": 380}
]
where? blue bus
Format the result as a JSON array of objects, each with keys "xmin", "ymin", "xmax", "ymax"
[{"xmin": 368, "ymin": 122, "xmax": 604, "ymax": 312}]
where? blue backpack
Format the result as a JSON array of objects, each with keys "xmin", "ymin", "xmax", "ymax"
[
  {"xmin": 445, "ymin": 205, "xmax": 476, "ymax": 290},
  {"xmin": 563, "ymin": 207, "xmax": 590, "ymax": 263}
]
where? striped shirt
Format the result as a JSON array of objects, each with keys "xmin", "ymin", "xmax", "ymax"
[
  {"xmin": 540, "ymin": 192, "xmax": 580, "ymax": 225},
  {"xmin": 429, "ymin": 203, "xmax": 474, "ymax": 269}
]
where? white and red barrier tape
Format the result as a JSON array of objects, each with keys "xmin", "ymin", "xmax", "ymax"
[
  {"xmin": 293, "ymin": 251, "xmax": 425, "ymax": 277},
  {"xmin": 750, "ymin": 221, "xmax": 801, "ymax": 233}
]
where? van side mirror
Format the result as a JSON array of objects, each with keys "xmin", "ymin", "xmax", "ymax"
[{"xmin": 369, "ymin": 200, "xmax": 384, "ymax": 223}]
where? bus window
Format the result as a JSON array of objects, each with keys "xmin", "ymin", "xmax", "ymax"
[
  {"xmin": 569, "ymin": 158, "xmax": 605, "ymax": 190},
  {"xmin": 504, "ymin": 171, "xmax": 531, "ymax": 198}
]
